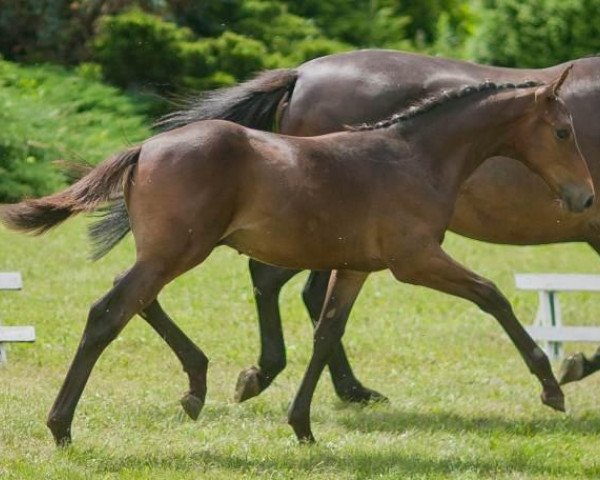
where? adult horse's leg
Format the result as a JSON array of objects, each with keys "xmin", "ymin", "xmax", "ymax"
[
  {"xmin": 236, "ymin": 263, "xmax": 386, "ymax": 404},
  {"xmin": 390, "ymin": 246, "xmax": 564, "ymax": 412},
  {"xmin": 46, "ymin": 261, "xmax": 170, "ymax": 445},
  {"xmin": 288, "ymin": 270, "xmax": 368, "ymax": 442},
  {"xmin": 234, "ymin": 259, "xmax": 300, "ymax": 402},
  {"xmin": 558, "ymin": 239, "xmax": 600, "ymax": 385},
  {"xmin": 302, "ymin": 271, "xmax": 387, "ymax": 403}
]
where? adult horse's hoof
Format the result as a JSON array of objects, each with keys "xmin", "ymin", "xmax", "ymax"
[
  {"xmin": 337, "ymin": 385, "xmax": 389, "ymax": 404},
  {"xmin": 558, "ymin": 353, "xmax": 585, "ymax": 385},
  {"xmin": 47, "ymin": 417, "xmax": 72, "ymax": 447},
  {"xmin": 234, "ymin": 366, "xmax": 262, "ymax": 403},
  {"xmin": 541, "ymin": 388, "xmax": 566, "ymax": 412},
  {"xmin": 180, "ymin": 392, "xmax": 205, "ymax": 420}
]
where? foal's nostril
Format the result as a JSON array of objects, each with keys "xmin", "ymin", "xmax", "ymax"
[{"xmin": 584, "ymin": 194, "xmax": 595, "ymax": 210}]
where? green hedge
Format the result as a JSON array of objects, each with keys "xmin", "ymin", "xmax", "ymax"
[
  {"xmin": 469, "ymin": 0, "xmax": 600, "ymax": 67},
  {"xmin": 0, "ymin": 60, "xmax": 150, "ymax": 202}
]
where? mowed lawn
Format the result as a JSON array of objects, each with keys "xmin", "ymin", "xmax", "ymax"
[{"xmin": 1, "ymin": 217, "xmax": 600, "ymax": 479}]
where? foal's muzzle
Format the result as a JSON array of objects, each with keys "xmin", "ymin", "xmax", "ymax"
[{"xmin": 560, "ymin": 184, "xmax": 595, "ymax": 213}]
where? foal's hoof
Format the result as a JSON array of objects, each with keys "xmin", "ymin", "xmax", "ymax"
[
  {"xmin": 558, "ymin": 353, "xmax": 586, "ymax": 385},
  {"xmin": 47, "ymin": 418, "xmax": 72, "ymax": 447},
  {"xmin": 338, "ymin": 385, "xmax": 389, "ymax": 405},
  {"xmin": 290, "ymin": 423, "xmax": 316, "ymax": 444},
  {"xmin": 180, "ymin": 392, "xmax": 205, "ymax": 420},
  {"xmin": 234, "ymin": 366, "xmax": 262, "ymax": 403},
  {"xmin": 541, "ymin": 389, "xmax": 566, "ymax": 412},
  {"xmin": 297, "ymin": 433, "xmax": 316, "ymax": 445}
]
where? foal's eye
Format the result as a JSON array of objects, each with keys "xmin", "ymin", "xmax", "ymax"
[{"xmin": 555, "ymin": 128, "xmax": 570, "ymax": 140}]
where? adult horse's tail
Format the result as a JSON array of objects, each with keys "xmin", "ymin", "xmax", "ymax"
[
  {"xmin": 155, "ymin": 68, "xmax": 298, "ymax": 131},
  {"xmin": 87, "ymin": 68, "xmax": 298, "ymax": 261},
  {"xmin": 0, "ymin": 147, "xmax": 140, "ymax": 235}
]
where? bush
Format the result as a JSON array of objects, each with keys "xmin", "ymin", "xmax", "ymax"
[
  {"xmin": 206, "ymin": 31, "xmax": 268, "ymax": 81},
  {"xmin": 0, "ymin": 60, "xmax": 151, "ymax": 201},
  {"xmin": 290, "ymin": 38, "xmax": 352, "ymax": 64},
  {"xmin": 235, "ymin": 0, "xmax": 321, "ymax": 57},
  {"xmin": 92, "ymin": 9, "xmax": 192, "ymax": 89},
  {"xmin": 0, "ymin": 0, "xmax": 87, "ymax": 64},
  {"xmin": 469, "ymin": 0, "xmax": 600, "ymax": 67}
]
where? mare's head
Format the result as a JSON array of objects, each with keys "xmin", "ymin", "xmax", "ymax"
[{"xmin": 515, "ymin": 66, "xmax": 594, "ymax": 213}]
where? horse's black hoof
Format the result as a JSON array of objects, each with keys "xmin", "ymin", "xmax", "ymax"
[
  {"xmin": 558, "ymin": 353, "xmax": 586, "ymax": 385},
  {"xmin": 234, "ymin": 366, "xmax": 262, "ymax": 403},
  {"xmin": 47, "ymin": 417, "xmax": 72, "ymax": 447},
  {"xmin": 297, "ymin": 433, "xmax": 316, "ymax": 445},
  {"xmin": 541, "ymin": 388, "xmax": 566, "ymax": 412},
  {"xmin": 338, "ymin": 385, "xmax": 389, "ymax": 404},
  {"xmin": 180, "ymin": 392, "xmax": 205, "ymax": 420}
]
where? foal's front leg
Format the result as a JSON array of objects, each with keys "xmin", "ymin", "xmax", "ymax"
[
  {"xmin": 390, "ymin": 245, "xmax": 564, "ymax": 412},
  {"xmin": 288, "ymin": 270, "xmax": 368, "ymax": 442},
  {"xmin": 302, "ymin": 271, "xmax": 388, "ymax": 403}
]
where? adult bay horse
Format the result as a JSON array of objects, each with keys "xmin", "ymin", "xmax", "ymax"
[
  {"xmin": 1, "ymin": 71, "xmax": 593, "ymax": 443},
  {"xmin": 145, "ymin": 51, "xmax": 600, "ymax": 404}
]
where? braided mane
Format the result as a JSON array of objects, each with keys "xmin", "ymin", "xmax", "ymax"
[{"xmin": 351, "ymin": 80, "xmax": 543, "ymax": 131}]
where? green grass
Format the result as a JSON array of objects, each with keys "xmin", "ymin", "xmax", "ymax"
[{"xmin": 1, "ymin": 218, "xmax": 600, "ymax": 479}]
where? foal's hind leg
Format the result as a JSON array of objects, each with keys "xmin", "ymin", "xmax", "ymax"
[
  {"xmin": 111, "ymin": 271, "xmax": 209, "ymax": 419},
  {"xmin": 140, "ymin": 300, "xmax": 209, "ymax": 420},
  {"xmin": 234, "ymin": 260, "xmax": 300, "ymax": 402},
  {"xmin": 47, "ymin": 261, "xmax": 169, "ymax": 445},
  {"xmin": 390, "ymin": 245, "xmax": 564, "ymax": 412},
  {"xmin": 302, "ymin": 271, "xmax": 387, "ymax": 403}
]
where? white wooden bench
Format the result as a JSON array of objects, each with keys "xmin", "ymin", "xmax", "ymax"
[
  {"xmin": 515, "ymin": 273, "xmax": 600, "ymax": 360},
  {"xmin": 0, "ymin": 272, "xmax": 35, "ymax": 364}
]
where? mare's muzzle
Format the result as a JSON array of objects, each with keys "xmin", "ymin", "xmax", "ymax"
[{"xmin": 560, "ymin": 184, "xmax": 595, "ymax": 213}]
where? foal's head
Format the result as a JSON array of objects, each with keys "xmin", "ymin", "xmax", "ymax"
[{"xmin": 515, "ymin": 66, "xmax": 594, "ymax": 213}]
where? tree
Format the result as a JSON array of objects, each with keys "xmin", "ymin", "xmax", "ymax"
[{"xmin": 469, "ymin": 0, "xmax": 600, "ymax": 67}]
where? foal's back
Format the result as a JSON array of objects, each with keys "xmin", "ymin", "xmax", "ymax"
[{"xmin": 131, "ymin": 120, "xmax": 420, "ymax": 271}]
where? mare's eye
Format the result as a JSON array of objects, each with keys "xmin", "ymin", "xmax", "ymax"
[{"xmin": 555, "ymin": 128, "xmax": 570, "ymax": 140}]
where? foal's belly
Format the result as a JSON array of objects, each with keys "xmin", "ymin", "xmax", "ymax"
[{"xmin": 223, "ymin": 218, "xmax": 387, "ymax": 272}]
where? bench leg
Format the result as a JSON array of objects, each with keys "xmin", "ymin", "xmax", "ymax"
[
  {"xmin": 0, "ymin": 342, "xmax": 6, "ymax": 364},
  {"xmin": 535, "ymin": 291, "xmax": 563, "ymax": 360}
]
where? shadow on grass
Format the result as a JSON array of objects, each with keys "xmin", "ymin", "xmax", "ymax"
[
  {"xmin": 47, "ymin": 403, "xmax": 600, "ymax": 477},
  {"xmin": 62, "ymin": 442, "xmax": 599, "ymax": 478},
  {"xmin": 335, "ymin": 405, "xmax": 600, "ymax": 437}
]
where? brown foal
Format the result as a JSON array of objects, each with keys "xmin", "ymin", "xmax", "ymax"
[{"xmin": 1, "ymin": 69, "xmax": 593, "ymax": 444}]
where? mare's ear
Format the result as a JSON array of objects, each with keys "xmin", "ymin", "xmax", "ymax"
[{"xmin": 537, "ymin": 65, "xmax": 574, "ymax": 101}]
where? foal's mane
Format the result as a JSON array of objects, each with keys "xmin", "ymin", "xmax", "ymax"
[{"xmin": 350, "ymin": 80, "xmax": 543, "ymax": 131}]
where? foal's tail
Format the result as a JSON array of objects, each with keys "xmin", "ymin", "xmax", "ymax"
[
  {"xmin": 154, "ymin": 68, "xmax": 298, "ymax": 131},
  {"xmin": 86, "ymin": 68, "xmax": 299, "ymax": 261},
  {"xmin": 0, "ymin": 147, "xmax": 140, "ymax": 235}
]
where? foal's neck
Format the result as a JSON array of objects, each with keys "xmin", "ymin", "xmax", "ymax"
[{"xmin": 402, "ymin": 89, "xmax": 534, "ymax": 193}]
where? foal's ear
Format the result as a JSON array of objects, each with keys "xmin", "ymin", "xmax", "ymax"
[{"xmin": 545, "ymin": 65, "xmax": 574, "ymax": 100}]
